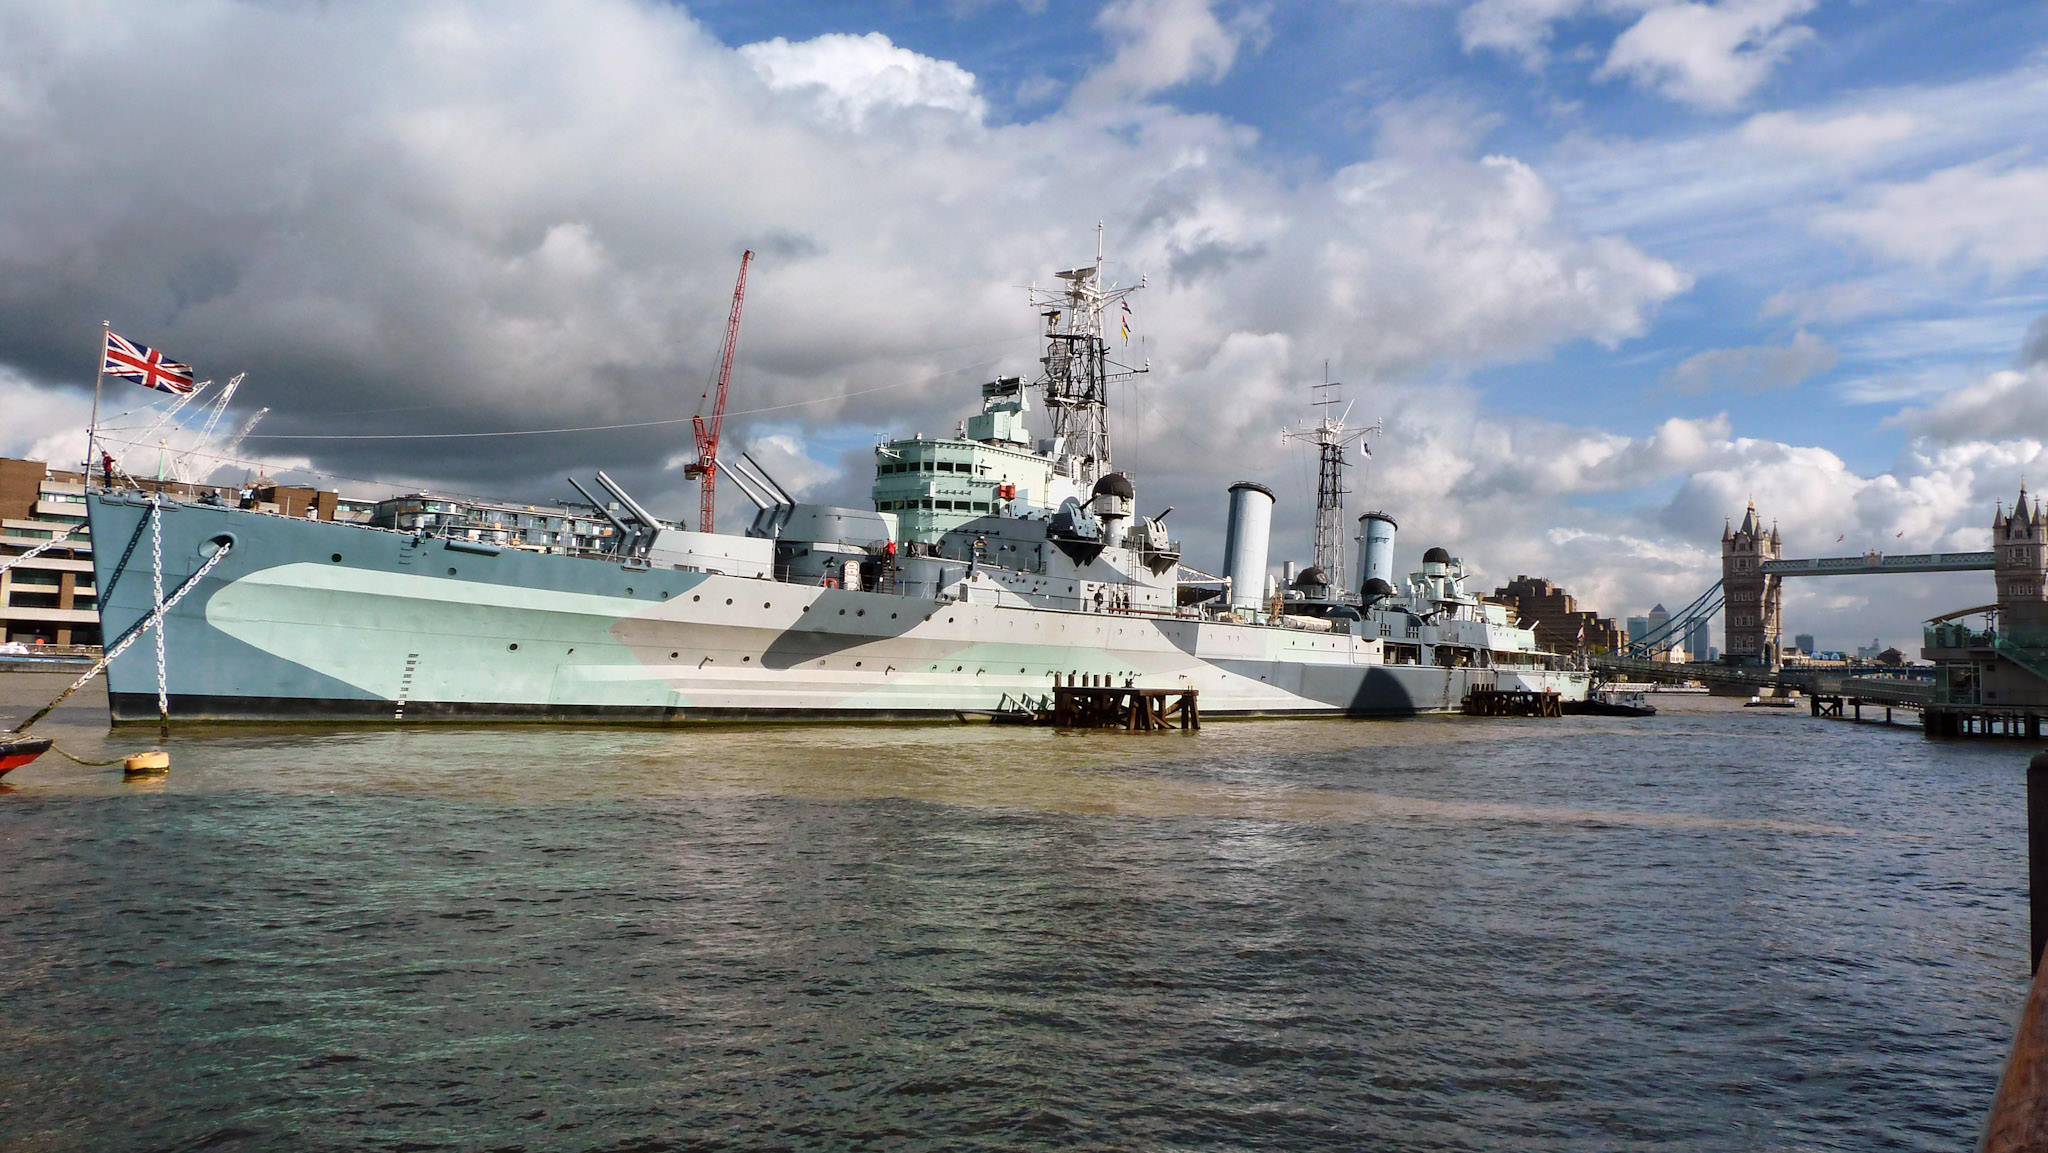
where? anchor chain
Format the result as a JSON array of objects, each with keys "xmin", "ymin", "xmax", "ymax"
[
  {"xmin": 151, "ymin": 496, "xmax": 168, "ymax": 732},
  {"xmin": 0, "ymin": 524, "xmax": 76, "ymax": 575},
  {"xmin": 8, "ymin": 527, "xmax": 232, "ymax": 736}
]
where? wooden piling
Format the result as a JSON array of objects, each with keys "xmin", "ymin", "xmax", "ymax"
[
  {"xmin": 1045, "ymin": 685, "xmax": 1198, "ymax": 731},
  {"xmin": 2033, "ymin": 751, "xmax": 2048, "ymax": 976},
  {"xmin": 1980, "ymin": 752, "xmax": 2048, "ymax": 1150},
  {"xmin": 1459, "ymin": 688, "xmax": 1561, "ymax": 717}
]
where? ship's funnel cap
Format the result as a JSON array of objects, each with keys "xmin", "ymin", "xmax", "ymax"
[
  {"xmin": 1423, "ymin": 546, "xmax": 1452, "ymax": 564},
  {"xmin": 1292, "ymin": 565, "xmax": 1329, "ymax": 590}
]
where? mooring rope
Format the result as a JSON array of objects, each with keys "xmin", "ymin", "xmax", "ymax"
[{"xmin": 43, "ymin": 744, "xmax": 127, "ymax": 767}]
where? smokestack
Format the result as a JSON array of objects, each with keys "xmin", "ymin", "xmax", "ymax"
[
  {"xmin": 1357, "ymin": 511, "xmax": 1398, "ymax": 593},
  {"xmin": 1222, "ymin": 482, "xmax": 1275, "ymax": 613}
]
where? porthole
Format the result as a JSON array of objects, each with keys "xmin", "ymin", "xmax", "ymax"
[
  {"xmin": 890, "ymin": 612, "xmax": 897, "ymax": 619},
  {"xmin": 742, "ymin": 655, "xmax": 751, "ymax": 662},
  {"xmin": 855, "ymin": 661, "xmax": 863, "ymax": 667},
  {"xmin": 330, "ymin": 553, "xmax": 342, "ymax": 563},
  {"xmin": 693, "ymin": 594, "xmax": 701, "ymax": 602},
  {"xmin": 725, "ymin": 598, "xmax": 733, "ymax": 605},
  {"xmin": 670, "ymin": 651, "xmax": 679, "ymax": 659},
  {"xmin": 626, "ymin": 587, "xmax": 635, "ymax": 595},
  {"xmin": 507, "ymin": 643, "xmax": 519, "ymax": 651},
  {"xmin": 448, "ymin": 567, "xmax": 458, "ymax": 576},
  {"xmin": 660, "ymin": 591, "xmax": 670, "ymax": 599},
  {"xmin": 839, "ymin": 609, "xmax": 847, "ymax": 615},
  {"xmin": 764, "ymin": 602, "xmax": 772, "ymax": 609},
  {"xmin": 856, "ymin": 609, "xmax": 865, "ymax": 617}
]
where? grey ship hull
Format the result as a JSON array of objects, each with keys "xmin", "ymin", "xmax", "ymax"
[{"xmin": 90, "ymin": 495, "xmax": 1587, "ymax": 724}]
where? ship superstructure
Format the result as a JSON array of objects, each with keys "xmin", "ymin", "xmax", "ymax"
[{"xmin": 86, "ymin": 245, "xmax": 1589, "ymax": 724}]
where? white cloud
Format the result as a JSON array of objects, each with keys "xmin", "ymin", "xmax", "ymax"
[
  {"xmin": 0, "ymin": 367, "xmax": 91, "ymax": 467},
  {"xmin": 1596, "ymin": 0, "xmax": 1817, "ymax": 111},
  {"xmin": 1760, "ymin": 278, "xmax": 1906, "ymax": 326},
  {"xmin": 1070, "ymin": 0, "xmax": 1252, "ymax": 106},
  {"xmin": 740, "ymin": 32, "xmax": 986, "ymax": 130},
  {"xmin": 1738, "ymin": 109, "xmax": 1921, "ymax": 161},
  {"xmin": 1456, "ymin": 0, "xmax": 1815, "ymax": 110},
  {"xmin": 1892, "ymin": 364, "xmax": 2048, "ymax": 446},
  {"xmin": 1313, "ymin": 151, "xmax": 1690, "ymax": 373},
  {"xmin": 1458, "ymin": 0, "xmax": 1604, "ymax": 67},
  {"xmin": 1818, "ymin": 161, "xmax": 2048, "ymax": 278},
  {"xmin": 1667, "ymin": 329, "xmax": 1836, "ymax": 393}
]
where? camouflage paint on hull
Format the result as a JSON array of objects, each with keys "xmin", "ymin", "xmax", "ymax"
[{"xmin": 90, "ymin": 495, "xmax": 1589, "ymax": 724}]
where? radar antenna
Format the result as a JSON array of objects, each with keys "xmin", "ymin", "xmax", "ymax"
[
  {"xmin": 1282, "ymin": 373, "xmax": 1379, "ymax": 594},
  {"xmin": 1030, "ymin": 223, "xmax": 1146, "ymax": 486}
]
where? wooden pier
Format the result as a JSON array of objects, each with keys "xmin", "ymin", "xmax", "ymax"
[
  {"xmin": 1460, "ymin": 688, "xmax": 1562, "ymax": 717},
  {"xmin": 1809, "ymin": 695, "xmax": 1908, "ymax": 725},
  {"xmin": 1046, "ymin": 680, "xmax": 1199, "ymax": 731},
  {"xmin": 1924, "ymin": 706, "xmax": 2046, "ymax": 740}
]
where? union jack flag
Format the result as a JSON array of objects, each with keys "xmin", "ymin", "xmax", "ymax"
[{"xmin": 103, "ymin": 331, "xmax": 195, "ymax": 394}]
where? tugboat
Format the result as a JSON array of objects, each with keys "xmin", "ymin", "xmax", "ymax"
[{"xmin": 1563, "ymin": 686, "xmax": 1657, "ymax": 717}]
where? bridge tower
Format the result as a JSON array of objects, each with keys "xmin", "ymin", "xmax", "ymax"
[
  {"xmin": 1722, "ymin": 502, "xmax": 1782, "ymax": 666},
  {"xmin": 1994, "ymin": 485, "xmax": 2048, "ymax": 627}
]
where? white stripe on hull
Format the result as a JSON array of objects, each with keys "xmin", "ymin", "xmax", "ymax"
[{"xmin": 197, "ymin": 562, "xmax": 1585, "ymax": 717}]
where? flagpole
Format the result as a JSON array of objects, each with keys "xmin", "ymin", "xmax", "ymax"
[{"xmin": 87, "ymin": 320, "xmax": 107, "ymax": 492}]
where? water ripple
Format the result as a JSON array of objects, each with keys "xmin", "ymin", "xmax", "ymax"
[{"xmin": 0, "ymin": 693, "xmax": 2028, "ymax": 1150}]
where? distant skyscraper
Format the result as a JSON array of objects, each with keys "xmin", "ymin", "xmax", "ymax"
[
  {"xmin": 1646, "ymin": 603, "xmax": 1672, "ymax": 655},
  {"xmin": 1794, "ymin": 633, "xmax": 1816, "ymax": 655},
  {"xmin": 1627, "ymin": 616, "xmax": 1649, "ymax": 647},
  {"xmin": 1686, "ymin": 619, "xmax": 1710, "ymax": 662}
]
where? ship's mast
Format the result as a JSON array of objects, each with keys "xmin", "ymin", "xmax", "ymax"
[
  {"xmin": 1282, "ymin": 376, "xmax": 1377, "ymax": 593},
  {"xmin": 1030, "ymin": 225, "xmax": 1144, "ymax": 485}
]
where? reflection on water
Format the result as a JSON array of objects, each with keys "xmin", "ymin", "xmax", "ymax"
[{"xmin": 0, "ymin": 683, "xmax": 2028, "ymax": 1151}]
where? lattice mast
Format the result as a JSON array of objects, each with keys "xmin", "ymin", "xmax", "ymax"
[
  {"xmin": 686, "ymin": 249, "xmax": 754, "ymax": 533},
  {"xmin": 1031, "ymin": 225, "xmax": 1145, "ymax": 485},
  {"xmin": 1282, "ymin": 378, "xmax": 1377, "ymax": 593}
]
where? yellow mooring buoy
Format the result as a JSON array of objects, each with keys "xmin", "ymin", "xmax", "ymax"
[{"xmin": 122, "ymin": 749, "xmax": 170, "ymax": 776}]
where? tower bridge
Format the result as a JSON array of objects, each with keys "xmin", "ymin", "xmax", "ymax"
[
  {"xmin": 1720, "ymin": 496, "xmax": 2027, "ymax": 667},
  {"xmin": 1596, "ymin": 487, "xmax": 2048, "ymax": 736}
]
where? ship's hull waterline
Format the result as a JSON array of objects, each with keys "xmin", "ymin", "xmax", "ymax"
[{"xmin": 90, "ymin": 495, "xmax": 1588, "ymax": 725}]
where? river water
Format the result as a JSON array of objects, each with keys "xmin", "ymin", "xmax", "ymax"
[{"xmin": 0, "ymin": 675, "xmax": 2031, "ymax": 1151}]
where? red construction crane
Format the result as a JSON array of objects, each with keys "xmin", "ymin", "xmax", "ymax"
[{"xmin": 686, "ymin": 249, "xmax": 753, "ymax": 533}]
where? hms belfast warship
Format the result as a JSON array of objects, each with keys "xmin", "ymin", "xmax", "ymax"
[{"xmin": 87, "ymin": 249, "xmax": 1590, "ymax": 723}]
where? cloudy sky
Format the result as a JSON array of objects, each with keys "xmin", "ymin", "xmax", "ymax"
[{"xmin": 4, "ymin": 0, "xmax": 2045, "ymax": 652}]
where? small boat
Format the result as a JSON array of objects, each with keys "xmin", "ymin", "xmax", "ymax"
[
  {"xmin": 1563, "ymin": 687, "xmax": 1657, "ymax": 717},
  {"xmin": 0, "ymin": 736, "xmax": 53, "ymax": 776},
  {"xmin": 1744, "ymin": 694, "xmax": 1797, "ymax": 708}
]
